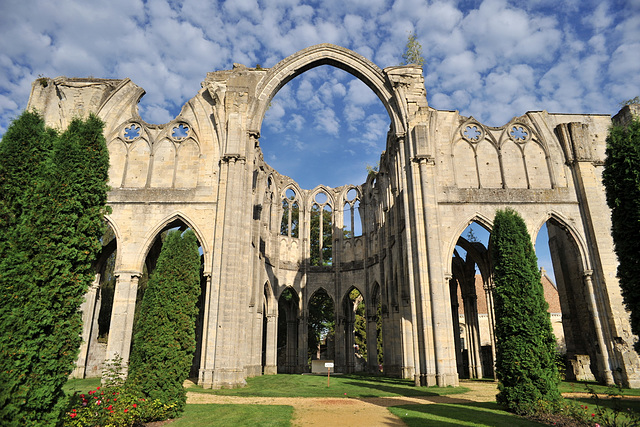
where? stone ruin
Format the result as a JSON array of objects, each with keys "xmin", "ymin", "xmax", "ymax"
[{"xmin": 26, "ymin": 44, "xmax": 640, "ymax": 388}]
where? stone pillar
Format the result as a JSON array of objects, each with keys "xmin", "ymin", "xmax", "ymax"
[
  {"xmin": 72, "ymin": 274, "xmax": 101, "ymax": 379},
  {"xmin": 366, "ymin": 312, "xmax": 379, "ymax": 373},
  {"xmin": 199, "ymin": 274, "xmax": 218, "ymax": 387},
  {"xmin": 448, "ymin": 276, "xmax": 464, "ymax": 378},
  {"xmin": 294, "ymin": 315, "xmax": 305, "ymax": 373},
  {"xmin": 263, "ymin": 313, "xmax": 277, "ymax": 375},
  {"xmin": 104, "ymin": 272, "xmax": 140, "ymax": 371},
  {"xmin": 583, "ymin": 270, "xmax": 615, "ymax": 385},
  {"xmin": 483, "ymin": 279, "xmax": 497, "ymax": 379},
  {"xmin": 462, "ymin": 292, "xmax": 483, "ymax": 379}
]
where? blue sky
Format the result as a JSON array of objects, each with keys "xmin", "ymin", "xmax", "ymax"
[{"xmin": 1, "ymin": 0, "xmax": 638, "ymax": 279}]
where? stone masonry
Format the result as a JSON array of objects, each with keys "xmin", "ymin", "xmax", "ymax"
[{"xmin": 26, "ymin": 44, "xmax": 640, "ymax": 388}]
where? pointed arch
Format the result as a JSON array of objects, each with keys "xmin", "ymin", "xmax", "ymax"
[
  {"xmin": 248, "ymin": 44, "xmax": 404, "ymax": 137},
  {"xmin": 135, "ymin": 212, "xmax": 211, "ymax": 274},
  {"xmin": 444, "ymin": 213, "xmax": 493, "ymax": 275},
  {"xmin": 532, "ymin": 211, "xmax": 591, "ymax": 272}
]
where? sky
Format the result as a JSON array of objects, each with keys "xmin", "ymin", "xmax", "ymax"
[{"xmin": 1, "ymin": 0, "xmax": 638, "ymax": 279}]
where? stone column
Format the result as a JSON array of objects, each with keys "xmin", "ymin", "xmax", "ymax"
[
  {"xmin": 104, "ymin": 272, "xmax": 140, "ymax": 371},
  {"xmin": 366, "ymin": 312, "xmax": 379, "ymax": 373},
  {"xmin": 263, "ymin": 313, "xmax": 277, "ymax": 375},
  {"xmin": 72, "ymin": 274, "xmax": 101, "ymax": 379},
  {"xmin": 198, "ymin": 274, "xmax": 219, "ymax": 387},
  {"xmin": 583, "ymin": 270, "xmax": 615, "ymax": 385},
  {"xmin": 483, "ymin": 279, "xmax": 497, "ymax": 379}
]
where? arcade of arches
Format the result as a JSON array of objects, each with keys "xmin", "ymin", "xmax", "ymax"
[{"xmin": 27, "ymin": 44, "xmax": 640, "ymax": 389}]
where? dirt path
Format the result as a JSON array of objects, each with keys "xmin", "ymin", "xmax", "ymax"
[{"xmin": 186, "ymin": 380, "xmax": 499, "ymax": 426}]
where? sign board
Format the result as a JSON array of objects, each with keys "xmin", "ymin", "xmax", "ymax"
[{"xmin": 324, "ymin": 362, "xmax": 334, "ymax": 368}]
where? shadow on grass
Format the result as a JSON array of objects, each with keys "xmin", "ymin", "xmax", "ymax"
[
  {"xmin": 569, "ymin": 397, "xmax": 640, "ymax": 414},
  {"xmin": 389, "ymin": 402, "xmax": 545, "ymax": 426},
  {"xmin": 340, "ymin": 375, "xmax": 468, "ymax": 398}
]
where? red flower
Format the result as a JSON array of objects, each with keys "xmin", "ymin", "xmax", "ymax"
[
  {"xmin": 70, "ymin": 413, "xmax": 77, "ymax": 418},
  {"xmin": 107, "ymin": 405, "xmax": 112, "ymax": 410},
  {"xmin": 97, "ymin": 387, "xmax": 100, "ymax": 390},
  {"xmin": 592, "ymin": 414, "xmax": 595, "ymax": 417},
  {"xmin": 80, "ymin": 394, "xmax": 85, "ymax": 398},
  {"xmin": 133, "ymin": 403, "xmax": 137, "ymax": 408},
  {"xmin": 124, "ymin": 409, "xmax": 128, "ymax": 413}
]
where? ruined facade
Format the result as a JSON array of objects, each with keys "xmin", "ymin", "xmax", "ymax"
[{"xmin": 26, "ymin": 44, "xmax": 640, "ymax": 388}]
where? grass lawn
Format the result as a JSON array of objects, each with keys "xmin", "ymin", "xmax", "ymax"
[
  {"xmin": 63, "ymin": 377, "xmax": 102, "ymax": 395},
  {"xmin": 559, "ymin": 380, "xmax": 640, "ymax": 396},
  {"xmin": 188, "ymin": 373, "xmax": 469, "ymax": 398},
  {"xmin": 389, "ymin": 402, "xmax": 545, "ymax": 426},
  {"xmin": 169, "ymin": 404, "xmax": 293, "ymax": 427}
]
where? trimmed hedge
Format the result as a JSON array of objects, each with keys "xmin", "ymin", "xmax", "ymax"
[
  {"xmin": 127, "ymin": 229, "xmax": 201, "ymax": 418},
  {"xmin": 492, "ymin": 208, "xmax": 561, "ymax": 415}
]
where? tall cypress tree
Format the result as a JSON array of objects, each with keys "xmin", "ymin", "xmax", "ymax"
[
  {"xmin": 0, "ymin": 113, "xmax": 110, "ymax": 426},
  {"xmin": 127, "ymin": 229, "xmax": 201, "ymax": 417},
  {"xmin": 602, "ymin": 118, "xmax": 640, "ymax": 352},
  {"xmin": 491, "ymin": 208, "xmax": 561, "ymax": 415}
]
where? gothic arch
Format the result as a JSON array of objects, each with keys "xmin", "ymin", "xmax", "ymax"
[
  {"xmin": 533, "ymin": 211, "xmax": 591, "ymax": 272},
  {"xmin": 101, "ymin": 215, "xmax": 123, "ymax": 271},
  {"xmin": 135, "ymin": 212, "xmax": 211, "ymax": 275},
  {"xmin": 249, "ymin": 44, "xmax": 404, "ymax": 137},
  {"xmin": 444, "ymin": 213, "xmax": 494, "ymax": 276}
]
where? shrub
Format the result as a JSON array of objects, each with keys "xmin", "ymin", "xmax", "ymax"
[
  {"xmin": 127, "ymin": 229, "xmax": 201, "ymax": 417},
  {"xmin": 491, "ymin": 208, "xmax": 562, "ymax": 415}
]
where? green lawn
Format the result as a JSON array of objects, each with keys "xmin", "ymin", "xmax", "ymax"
[
  {"xmin": 170, "ymin": 404, "xmax": 293, "ymax": 427},
  {"xmin": 61, "ymin": 376, "xmax": 640, "ymax": 426},
  {"xmin": 63, "ymin": 377, "xmax": 102, "ymax": 395},
  {"xmin": 389, "ymin": 402, "xmax": 545, "ymax": 426},
  {"xmin": 559, "ymin": 380, "xmax": 640, "ymax": 396},
  {"xmin": 188, "ymin": 373, "xmax": 469, "ymax": 398}
]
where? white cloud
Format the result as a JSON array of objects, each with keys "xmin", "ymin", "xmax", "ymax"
[{"xmin": 314, "ymin": 107, "xmax": 340, "ymax": 136}]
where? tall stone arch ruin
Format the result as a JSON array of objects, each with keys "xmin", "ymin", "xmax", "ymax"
[{"xmin": 26, "ymin": 44, "xmax": 640, "ymax": 388}]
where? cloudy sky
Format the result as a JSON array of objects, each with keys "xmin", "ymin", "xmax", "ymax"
[{"xmin": 1, "ymin": 0, "xmax": 638, "ymax": 274}]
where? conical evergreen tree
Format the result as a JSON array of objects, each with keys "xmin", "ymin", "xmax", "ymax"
[
  {"xmin": 127, "ymin": 229, "xmax": 201, "ymax": 417},
  {"xmin": 602, "ymin": 118, "xmax": 640, "ymax": 352},
  {"xmin": 492, "ymin": 208, "xmax": 561, "ymax": 415},
  {"xmin": 0, "ymin": 113, "xmax": 110, "ymax": 426}
]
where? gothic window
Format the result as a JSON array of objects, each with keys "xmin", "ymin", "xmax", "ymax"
[
  {"xmin": 310, "ymin": 191, "xmax": 332, "ymax": 266},
  {"xmin": 280, "ymin": 188, "xmax": 299, "ymax": 238},
  {"xmin": 343, "ymin": 188, "xmax": 362, "ymax": 238}
]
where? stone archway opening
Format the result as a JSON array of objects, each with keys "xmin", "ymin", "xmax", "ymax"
[
  {"xmin": 342, "ymin": 287, "xmax": 367, "ymax": 373},
  {"xmin": 277, "ymin": 287, "xmax": 299, "ymax": 373},
  {"xmin": 536, "ymin": 217, "xmax": 604, "ymax": 383},
  {"xmin": 75, "ymin": 224, "xmax": 118, "ymax": 378},
  {"xmin": 260, "ymin": 65, "xmax": 390, "ymax": 190},
  {"xmin": 130, "ymin": 219, "xmax": 206, "ymax": 381},
  {"xmin": 307, "ymin": 288, "xmax": 335, "ymax": 368},
  {"xmin": 449, "ymin": 222, "xmax": 493, "ymax": 380}
]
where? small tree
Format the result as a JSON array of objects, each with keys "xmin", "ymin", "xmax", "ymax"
[
  {"xmin": 491, "ymin": 208, "xmax": 561, "ymax": 415},
  {"xmin": 127, "ymin": 229, "xmax": 201, "ymax": 417},
  {"xmin": 401, "ymin": 32, "xmax": 425, "ymax": 67},
  {"xmin": 602, "ymin": 118, "xmax": 640, "ymax": 352}
]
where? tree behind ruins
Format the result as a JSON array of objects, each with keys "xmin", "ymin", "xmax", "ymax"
[
  {"xmin": 491, "ymin": 208, "xmax": 561, "ymax": 415},
  {"xmin": 603, "ymin": 116, "xmax": 640, "ymax": 352}
]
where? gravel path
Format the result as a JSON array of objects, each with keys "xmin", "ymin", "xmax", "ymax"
[{"xmin": 186, "ymin": 380, "xmax": 500, "ymax": 426}]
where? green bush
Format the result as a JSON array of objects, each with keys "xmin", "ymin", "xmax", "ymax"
[
  {"xmin": 127, "ymin": 229, "xmax": 201, "ymax": 417},
  {"xmin": 491, "ymin": 208, "xmax": 562, "ymax": 415}
]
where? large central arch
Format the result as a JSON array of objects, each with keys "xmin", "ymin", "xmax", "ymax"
[{"xmin": 248, "ymin": 44, "xmax": 405, "ymax": 137}]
